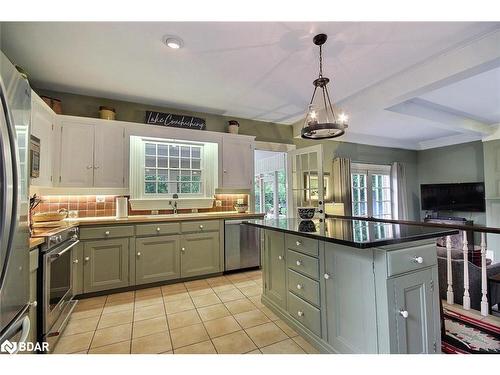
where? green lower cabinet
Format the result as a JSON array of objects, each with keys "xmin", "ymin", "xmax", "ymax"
[
  {"xmin": 135, "ymin": 235, "xmax": 181, "ymax": 285},
  {"xmin": 181, "ymin": 231, "xmax": 220, "ymax": 278},
  {"xmin": 390, "ymin": 268, "xmax": 437, "ymax": 354},
  {"xmin": 83, "ymin": 238, "xmax": 130, "ymax": 293},
  {"xmin": 323, "ymin": 242, "xmax": 378, "ymax": 353},
  {"xmin": 263, "ymin": 230, "xmax": 286, "ymax": 308},
  {"xmin": 72, "ymin": 243, "xmax": 84, "ymax": 296}
]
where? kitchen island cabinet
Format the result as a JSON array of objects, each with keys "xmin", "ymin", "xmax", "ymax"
[{"xmin": 248, "ymin": 218, "xmax": 458, "ymax": 354}]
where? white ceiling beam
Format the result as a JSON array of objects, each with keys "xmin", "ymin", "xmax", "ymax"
[
  {"xmin": 387, "ymin": 98, "xmax": 494, "ymax": 135},
  {"xmin": 337, "ymin": 27, "xmax": 500, "ymax": 113}
]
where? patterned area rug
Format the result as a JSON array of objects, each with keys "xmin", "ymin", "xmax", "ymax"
[{"xmin": 442, "ymin": 308, "xmax": 500, "ymax": 354}]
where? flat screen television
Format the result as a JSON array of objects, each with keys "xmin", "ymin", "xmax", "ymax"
[{"xmin": 420, "ymin": 182, "xmax": 485, "ymax": 212}]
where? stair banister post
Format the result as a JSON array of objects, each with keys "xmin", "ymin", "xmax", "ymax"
[
  {"xmin": 462, "ymin": 231, "xmax": 471, "ymax": 310},
  {"xmin": 446, "ymin": 235, "xmax": 454, "ymax": 305},
  {"xmin": 480, "ymin": 233, "xmax": 488, "ymax": 316}
]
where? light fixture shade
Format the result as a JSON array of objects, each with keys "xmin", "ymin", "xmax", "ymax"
[{"xmin": 301, "ymin": 34, "xmax": 348, "ymax": 140}]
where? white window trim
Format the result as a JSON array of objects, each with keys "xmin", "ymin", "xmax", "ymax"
[
  {"xmin": 351, "ymin": 162, "xmax": 392, "ymax": 219},
  {"xmin": 129, "ymin": 136, "xmax": 217, "ymax": 210}
]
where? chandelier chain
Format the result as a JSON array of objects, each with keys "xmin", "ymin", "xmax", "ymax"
[{"xmin": 319, "ymin": 44, "xmax": 323, "ymax": 77}]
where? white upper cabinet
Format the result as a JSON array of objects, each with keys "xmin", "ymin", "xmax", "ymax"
[
  {"xmin": 59, "ymin": 121, "xmax": 94, "ymax": 187},
  {"xmin": 30, "ymin": 93, "xmax": 56, "ymax": 187},
  {"xmin": 58, "ymin": 117, "xmax": 125, "ymax": 188},
  {"xmin": 221, "ymin": 135, "xmax": 255, "ymax": 189},
  {"xmin": 93, "ymin": 125, "xmax": 125, "ymax": 188}
]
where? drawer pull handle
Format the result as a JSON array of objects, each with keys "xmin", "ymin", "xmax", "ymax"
[
  {"xmin": 399, "ymin": 310, "xmax": 409, "ymax": 319},
  {"xmin": 324, "ymin": 273, "xmax": 330, "ymax": 280},
  {"xmin": 84, "ymin": 257, "xmax": 90, "ymax": 262},
  {"xmin": 297, "ymin": 311, "xmax": 304, "ymax": 317},
  {"xmin": 296, "ymin": 260, "xmax": 302, "ymax": 266},
  {"xmin": 156, "ymin": 227, "xmax": 161, "ymax": 232},
  {"xmin": 296, "ymin": 284, "xmax": 302, "ymax": 290},
  {"xmin": 278, "ymin": 255, "xmax": 283, "ymax": 260},
  {"xmin": 412, "ymin": 256, "xmax": 424, "ymax": 264},
  {"xmin": 73, "ymin": 259, "xmax": 79, "ymax": 264},
  {"xmin": 199, "ymin": 225, "xmax": 204, "ymax": 229},
  {"xmin": 412, "ymin": 257, "xmax": 424, "ymax": 264},
  {"xmin": 137, "ymin": 252, "xmax": 141, "ymax": 257},
  {"xmin": 296, "ymin": 240, "xmax": 302, "ymax": 246},
  {"xmin": 104, "ymin": 231, "xmax": 110, "ymax": 236}
]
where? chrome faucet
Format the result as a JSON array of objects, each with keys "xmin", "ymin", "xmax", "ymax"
[{"xmin": 170, "ymin": 194, "xmax": 179, "ymax": 214}]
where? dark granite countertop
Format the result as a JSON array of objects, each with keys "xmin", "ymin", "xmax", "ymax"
[{"xmin": 244, "ymin": 218, "xmax": 459, "ymax": 249}]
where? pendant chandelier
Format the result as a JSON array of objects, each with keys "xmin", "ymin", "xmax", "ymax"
[{"xmin": 301, "ymin": 33, "xmax": 348, "ymax": 139}]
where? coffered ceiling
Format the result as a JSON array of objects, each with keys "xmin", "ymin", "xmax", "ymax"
[{"xmin": 1, "ymin": 22, "xmax": 500, "ymax": 149}]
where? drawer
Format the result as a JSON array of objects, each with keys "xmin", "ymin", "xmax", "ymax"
[
  {"xmin": 287, "ymin": 249, "xmax": 319, "ymax": 280},
  {"xmin": 79, "ymin": 225, "xmax": 135, "ymax": 240},
  {"xmin": 286, "ymin": 234, "xmax": 318, "ymax": 257},
  {"xmin": 136, "ymin": 222, "xmax": 180, "ymax": 236},
  {"xmin": 287, "ymin": 292, "xmax": 321, "ymax": 337},
  {"xmin": 387, "ymin": 244, "xmax": 437, "ymax": 277},
  {"xmin": 287, "ymin": 269, "xmax": 320, "ymax": 307},
  {"xmin": 181, "ymin": 220, "xmax": 220, "ymax": 233}
]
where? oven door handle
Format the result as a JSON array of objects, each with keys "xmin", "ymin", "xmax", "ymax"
[{"xmin": 50, "ymin": 240, "xmax": 80, "ymax": 259}]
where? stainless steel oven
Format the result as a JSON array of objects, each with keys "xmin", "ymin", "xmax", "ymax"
[{"xmin": 38, "ymin": 227, "xmax": 79, "ymax": 350}]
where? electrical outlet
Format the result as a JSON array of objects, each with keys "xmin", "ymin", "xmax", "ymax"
[
  {"xmin": 216, "ymin": 200, "xmax": 222, "ymax": 207},
  {"xmin": 96, "ymin": 195, "xmax": 105, "ymax": 203}
]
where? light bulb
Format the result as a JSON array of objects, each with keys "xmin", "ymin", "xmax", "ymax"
[{"xmin": 338, "ymin": 113, "xmax": 348, "ymax": 124}]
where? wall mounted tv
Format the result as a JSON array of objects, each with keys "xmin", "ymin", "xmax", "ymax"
[{"xmin": 420, "ymin": 182, "xmax": 485, "ymax": 212}]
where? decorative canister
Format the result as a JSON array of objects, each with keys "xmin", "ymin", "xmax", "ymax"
[
  {"xmin": 99, "ymin": 106, "xmax": 116, "ymax": 120},
  {"xmin": 228, "ymin": 120, "xmax": 240, "ymax": 134}
]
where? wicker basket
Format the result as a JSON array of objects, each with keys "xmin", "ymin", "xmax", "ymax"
[{"xmin": 32, "ymin": 211, "xmax": 67, "ymax": 222}]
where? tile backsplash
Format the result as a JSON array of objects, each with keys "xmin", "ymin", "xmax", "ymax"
[{"xmin": 33, "ymin": 194, "xmax": 250, "ymax": 218}]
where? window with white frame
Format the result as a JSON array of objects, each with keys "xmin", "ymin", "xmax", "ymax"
[{"xmin": 129, "ymin": 136, "xmax": 218, "ymax": 205}]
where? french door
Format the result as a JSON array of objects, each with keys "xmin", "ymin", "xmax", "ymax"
[{"xmin": 287, "ymin": 145, "xmax": 325, "ymax": 220}]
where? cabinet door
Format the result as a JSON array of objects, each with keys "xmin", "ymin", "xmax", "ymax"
[
  {"xmin": 392, "ymin": 268, "xmax": 436, "ymax": 354},
  {"xmin": 135, "ymin": 235, "xmax": 181, "ymax": 285},
  {"xmin": 222, "ymin": 137, "xmax": 254, "ymax": 189},
  {"xmin": 264, "ymin": 230, "xmax": 286, "ymax": 308},
  {"xmin": 83, "ymin": 238, "xmax": 129, "ymax": 293},
  {"xmin": 59, "ymin": 122, "xmax": 94, "ymax": 187},
  {"xmin": 30, "ymin": 94, "xmax": 55, "ymax": 187},
  {"xmin": 72, "ymin": 243, "xmax": 84, "ymax": 296},
  {"xmin": 324, "ymin": 242, "xmax": 378, "ymax": 353},
  {"xmin": 181, "ymin": 232, "xmax": 220, "ymax": 278},
  {"xmin": 94, "ymin": 125, "xmax": 125, "ymax": 187}
]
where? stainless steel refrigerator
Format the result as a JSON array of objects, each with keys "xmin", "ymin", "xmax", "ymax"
[{"xmin": 0, "ymin": 51, "xmax": 31, "ymax": 353}]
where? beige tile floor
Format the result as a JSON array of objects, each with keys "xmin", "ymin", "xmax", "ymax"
[{"xmin": 53, "ymin": 270, "xmax": 319, "ymax": 354}]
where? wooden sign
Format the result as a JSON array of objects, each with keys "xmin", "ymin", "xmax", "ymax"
[{"xmin": 145, "ymin": 111, "xmax": 206, "ymax": 130}]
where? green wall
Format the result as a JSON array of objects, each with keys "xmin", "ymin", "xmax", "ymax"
[
  {"xmin": 294, "ymin": 138, "xmax": 420, "ymax": 220},
  {"xmin": 417, "ymin": 141, "xmax": 486, "ymax": 224},
  {"xmin": 34, "ymin": 88, "xmax": 294, "ymax": 144}
]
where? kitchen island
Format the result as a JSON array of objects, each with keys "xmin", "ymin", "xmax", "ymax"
[{"xmin": 245, "ymin": 218, "xmax": 458, "ymax": 354}]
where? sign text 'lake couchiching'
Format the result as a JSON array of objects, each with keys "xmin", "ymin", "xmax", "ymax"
[{"xmin": 145, "ymin": 111, "xmax": 206, "ymax": 130}]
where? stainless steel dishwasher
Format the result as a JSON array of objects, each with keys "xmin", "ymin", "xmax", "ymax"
[{"xmin": 224, "ymin": 220, "xmax": 261, "ymax": 271}]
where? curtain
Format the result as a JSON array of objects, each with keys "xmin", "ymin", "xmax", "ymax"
[
  {"xmin": 332, "ymin": 157, "xmax": 352, "ymax": 216},
  {"xmin": 391, "ymin": 162, "xmax": 409, "ymax": 220}
]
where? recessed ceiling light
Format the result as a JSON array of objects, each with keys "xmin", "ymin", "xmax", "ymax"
[{"xmin": 163, "ymin": 35, "xmax": 183, "ymax": 49}]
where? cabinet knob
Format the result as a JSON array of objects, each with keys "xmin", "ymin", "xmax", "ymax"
[
  {"xmin": 156, "ymin": 227, "xmax": 161, "ymax": 232},
  {"xmin": 297, "ymin": 311, "xmax": 304, "ymax": 317},
  {"xmin": 412, "ymin": 256, "xmax": 424, "ymax": 264},
  {"xmin": 278, "ymin": 255, "xmax": 283, "ymax": 260},
  {"xmin": 137, "ymin": 252, "xmax": 141, "ymax": 257},
  {"xmin": 84, "ymin": 257, "xmax": 90, "ymax": 262},
  {"xmin": 199, "ymin": 225, "xmax": 204, "ymax": 229},
  {"xmin": 324, "ymin": 273, "xmax": 330, "ymax": 280},
  {"xmin": 296, "ymin": 284, "xmax": 302, "ymax": 290},
  {"xmin": 104, "ymin": 231, "xmax": 110, "ymax": 236},
  {"xmin": 86, "ymin": 165, "xmax": 92, "ymax": 169},
  {"xmin": 296, "ymin": 240, "xmax": 302, "ymax": 246},
  {"xmin": 73, "ymin": 259, "xmax": 79, "ymax": 264},
  {"xmin": 399, "ymin": 310, "xmax": 409, "ymax": 319},
  {"xmin": 296, "ymin": 260, "xmax": 302, "ymax": 266},
  {"xmin": 181, "ymin": 247, "xmax": 186, "ymax": 253},
  {"xmin": 30, "ymin": 301, "xmax": 37, "ymax": 308},
  {"xmin": 94, "ymin": 165, "xmax": 100, "ymax": 169},
  {"xmin": 223, "ymin": 170, "xmax": 227, "ymax": 174}
]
